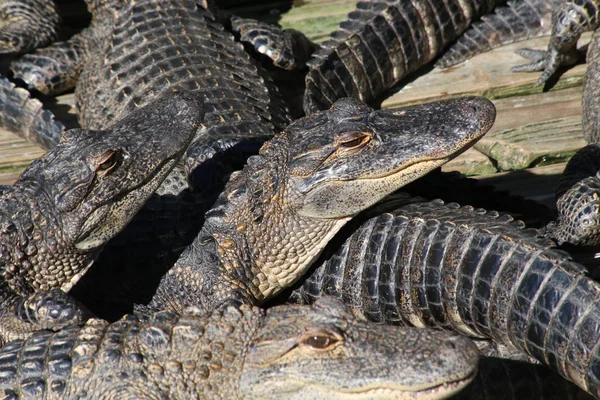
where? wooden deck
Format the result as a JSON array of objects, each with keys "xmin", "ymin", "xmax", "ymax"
[{"xmin": 0, "ymin": 0, "xmax": 591, "ymax": 210}]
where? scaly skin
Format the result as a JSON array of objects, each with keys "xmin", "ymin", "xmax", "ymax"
[
  {"xmin": 289, "ymin": 197, "xmax": 600, "ymax": 397},
  {"xmin": 544, "ymin": 144, "xmax": 600, "ymax": 246},
  {"xmin": 302, "ymin": 0, "xmax": 499, "ymax": 114},
  {"xmin": 0, "ymin": 91, "xmax": 203, "ymax": 345},
  {"xmin": 435, "ymin": 0, "xmax": 563, "ymax": 69},
  {"xmin": 0, "ymin": 297, "xmax": 479, "ymax": 399},
  {"xmin": 0, "ymin": 0, "xmax": 60, "ymax": 55},
  {"xmin": 142, "ymin": 96, "xmax": 496, "ymax": 315},
  {"xmin": 0, "ymin": 75, "xmax": 64, "ymax": 150}
]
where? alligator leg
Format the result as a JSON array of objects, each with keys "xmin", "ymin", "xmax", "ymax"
[
  {"xmin": 229, "ymin": 16, "xmax": 319, "ymax": 71},
  {"xmin": 0, "ymin": 286, "xmax": 91, "ymax": 345},
  {"xmin": 8, "ymin": 0, "xmax": 118, "ymax": 96},
  {"xmin": 10, "ymin": 33, "xmax": 92, "ymax": 96},
  {"xmin": 512, "ymin": 0, "xmax": 600, "ymax": 87},
  {"xmin": 0, "ymin": 0, "xmax": 60, "ymax": 55}
]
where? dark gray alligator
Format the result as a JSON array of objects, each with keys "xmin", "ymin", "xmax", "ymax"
[
  {"xmin": 0, "ymin": 297, "xmax": 480, "ymax": 399},
  {"xmin": 0, "ymin": 90, "xmax": 203, "ymax": 345},
  {"xmin": 0, "ymin": 0, "xmax": 297, "ymax": 320},
  {"xmin": 287, "ymin": 195, "xmax": 600, "ymax": 397},
  {"xmin": 141, "ymin": 96, "xmax": 495, "ymax": 314}
]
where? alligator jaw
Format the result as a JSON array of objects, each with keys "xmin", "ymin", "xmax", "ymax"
[
  {"xmin": 281, "ymin": 371, "xmax": 477, "ymax": 399},
  {"xmin": 210, "ymin": 96, "xmax": 495, "ymax": 303},
  {"xmin": 295, "ymin": 96, "xmax": 496, "ymax": 219}
]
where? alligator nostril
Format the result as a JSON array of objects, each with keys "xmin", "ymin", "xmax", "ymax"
[{"xmin": 467, "ymin": 104, "xmax": 479, "ymax": 114}]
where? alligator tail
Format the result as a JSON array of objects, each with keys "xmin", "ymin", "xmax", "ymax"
[
  {"xmin": 303, "ymin": 0, "xmax": 498, "ymax": 114},
  {"xmin": 435, "ymin": 0, "xmax": 560, "ymax": 69},
  {"xmin": 296, "ymin": 199, "xmax": 600, "ymax": 396},
  {"xmin": 0, "ymin": 75, "xmax": 63, "ymax": 150}
]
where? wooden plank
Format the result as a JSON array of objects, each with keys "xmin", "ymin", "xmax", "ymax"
[
  {"xmin": 279, "ymin": 0, "xmax": 355, "ymax": 42},
  {"xmin": 382, "ymin": 33, "xmax": 592, "ymax": 108},
  {"xmin": 442, "ymin": 148, "xmax": 497, "ymax": 176},
  {"xmin": 475, "ymin": 87, "xmax": 586, "ymax": 170}
]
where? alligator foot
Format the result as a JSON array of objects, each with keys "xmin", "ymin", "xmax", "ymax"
[
  {"xmin": 512, "ymin": 0, "xmax": 594, "ymax": 87},
  {"xmin": 231, "ymin": 17, "xmax": 317, "ymax": 71},
  {"xmin": 512, "ymin": 47, "xmax": 580, "ymax": 87},
  {"xmin": 0, "ymin": 289, "xmax": 92, "ymax": 345}
]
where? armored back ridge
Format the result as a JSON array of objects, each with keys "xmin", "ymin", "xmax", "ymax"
[
  {"xmin": 291, "ymin": 197, "xmax": 600, "ymax": 397},
  {"xmin": 73, "ymin": 0, "xmax": 290, "ymax": 182}
]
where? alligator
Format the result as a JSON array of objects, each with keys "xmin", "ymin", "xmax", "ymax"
[
  {"xmin": 0, "ymin": 297, "xmax": 480, "ymax": 399},
  {"xmin": 140, "ymin": 96, "xmax": 495, "ymax": 314},
  {"xmin": 285, "ymin": 195, "xmax": 600, "ymax": 397},
  {"xmin": 0, "ymin": 90, "xmax": 203, "ymax": 345},
  {"xmin": 299, "ymin": 0, "xmax": 502, "ymax": 114}
]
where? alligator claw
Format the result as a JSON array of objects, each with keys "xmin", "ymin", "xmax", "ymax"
[
  {"xmin": 513, "ymin": 46, "xmax": 581, "ymax": 87},
  {"xmin": 17, "ymin": 289, "xmax": 93, "ymax": 331},
  {"xmin": 231, "ymin": 16, "xmax": 316, "ymax": 70},
  {"xmin": 512, "ymin": 49, "xmax": 559, "ymax": 87}
]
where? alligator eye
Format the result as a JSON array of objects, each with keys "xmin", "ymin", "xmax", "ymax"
[
  {"xmin": 337, "ymin": 132, "xmax": 371, "ymax": 150},
  {"xmin": 300, "ymin": 330, "xmax": 341, "ymax": 350},
  {"xmin": 95, "ymin": 151, "xmax": 121, "ymax": 176}
]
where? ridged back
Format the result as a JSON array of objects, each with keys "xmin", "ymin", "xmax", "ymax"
[
  {"xmin": 303, "ymin": 0, "xmax": 497, "ymax": 113},
  {"xmin": 76, "ymin": 0, "xmax": 290, "ymax": 151}
]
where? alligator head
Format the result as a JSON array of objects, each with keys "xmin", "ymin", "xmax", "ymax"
[
  {"xmin": 240, "ymin": 297, "xmax": 479, "ymax": 399},
  {"xmin": 174, "ymin": 96, "xmax": 496, "ymax": 309},
  {"xmin": 0, "ymin": 91, "xmax": 203, "ymax": 293}
]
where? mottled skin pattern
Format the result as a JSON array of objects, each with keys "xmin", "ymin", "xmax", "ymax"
[
  {"xmin": 0, "ymin": 91, "xmax": 203, "ymax": 345},
  {"xmin": 435, "ymin": 0, "xmax": 563, "ymax": 69},
  {"xmin": 0, "ymin": 298, "xmax": 479, "ymax": 399},
  {"xmin": 289, "ymin": 197, "xmax": 600, "ymax": 397},
  {"xmin": 142, "ymin": 96, "xmax": 495, "ymax": 315},
  {"xmin": 0, "ymin": 0, "xmax": 59, "ymax": 55}
]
